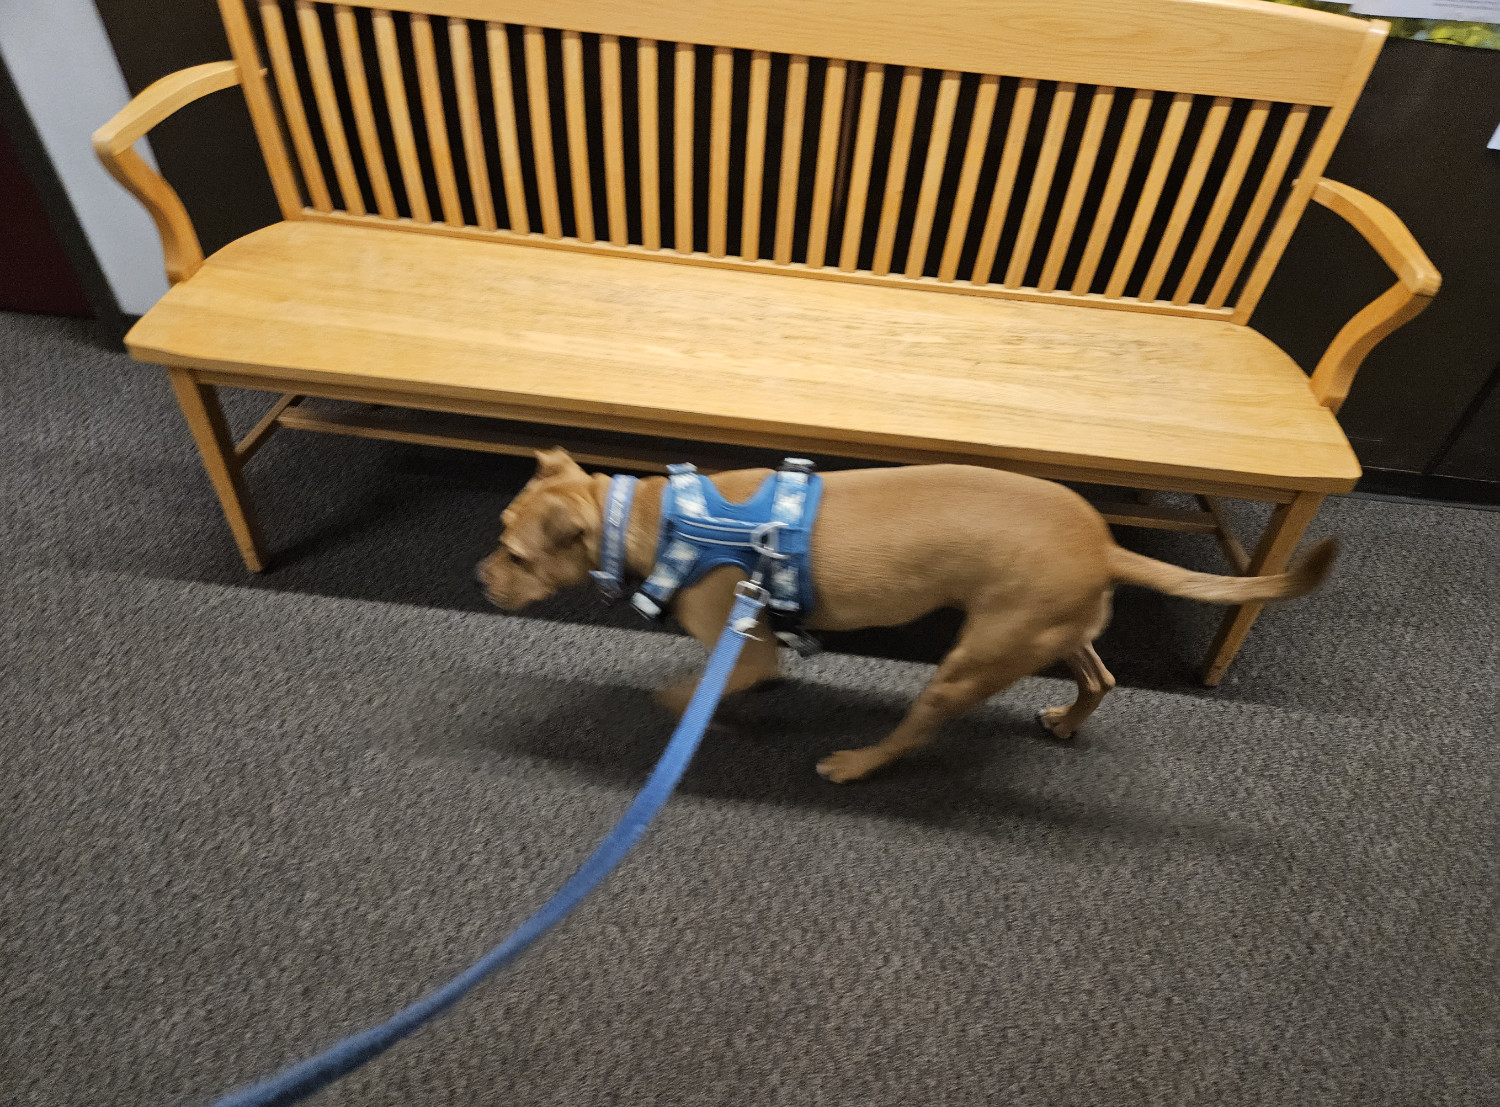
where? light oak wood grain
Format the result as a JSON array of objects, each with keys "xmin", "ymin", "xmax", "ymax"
[
  {"xmin": 806, "ymin": 59, "xmax": 849, "ymax": 270},
  {"xmin": 128, "ymin": 219, "xmax": 1362, "ymax": 492},
  {"xmin": 523, "ymin": 26, "xmax": 562, "ymax": 237},
  {"xmin": 1038, "ymin": 85, "xmax": 1113, "ymax": 293},
  {"xmin": 448, "ymin": 18, "xmax": 496, "ymax": 230},
  {"xmin": 299, "ymin": 2, "xmax": 365, "ymax": 215},
  {"xmin": 936, "ymin": 73, "xmax": 998, "ymax": 283},
  {"xmin": 260, "ymin": 1, "xmax": 333, "ymax": 211},
  {"xmin": 561, "ymin": 30, "xmax": 595, "ymax": 242},
  {"xmin": 903, "ymin": 70, "xmax": 960, "ymax": 280},
  {"xmin": 837, "ymin": 62, "xmax": 884, "ymax": 272},
  {"xmin": 971, "ymin": 78, "xmax": 1036, "ymax": 286},
  {"xmin": 485, "ymin": 22, "xmax": 530, "ymax": 233},
  {"xmin": 336, "ymin": 4, "xmax": 397, "ymax": 217},
  {"xmin": 1137, "ymin": 96, "xmax": 1232, "ymax": 303},
  {"xmin": 1173, "ymin": 101, "xmax": 1269, "ymax": 305},
  {"xmin": 599, "ymin": 35, "xmax": 629, "ymax": 246},
  {"xmin": 373, "ymin": 7, "xmax": 431, "ymax": 222},
  {"xmin": 1206, "ymin": 104, "xmax": 1308, "ymax": 309},
  {"xmin": 327, "ymin": 0, "xmax": 1380, "ymax": 105},
  {"xmin": 674, "ymin": 41, "xmax": 695, "ymax": 254},
  {"xmin": 638, "ymin": 39, "xmax": 662, "ymax": 250},
  {"xmin": 1071, "ymin": 88, "xmax": 1153, "ymax": 295},
  {"xmin": 871, "ymin": 66, "xmax": 923, "ymax": 277},
  {"xmin": 708, "ymin": 46, "xmax": 734, "ymax": 258},
  {"xmin": 773, "ymin": 55, "xmax": 810, "ymax": 265},
  {"xmin": 741, "ymin": 50, "xmax": 772, "ymax": 261},
  {"xmin": 412, "ymin": 13, "xmax": 464, "ymax": 226}
]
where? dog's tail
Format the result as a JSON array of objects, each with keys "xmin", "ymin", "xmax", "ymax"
[{"xmin": 1107, "ymin": 538, "xmax": 1338, "ymax": 605}]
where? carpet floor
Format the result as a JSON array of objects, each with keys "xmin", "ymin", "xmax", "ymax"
[{"xmin": 2, "ymin": 312, "xmax": 1495, "ymax": 1107}]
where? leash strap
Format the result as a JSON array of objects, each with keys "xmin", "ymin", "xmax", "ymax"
[
  {"xmin": 589, "ymin": 474, "xmax": 638, "ymax": 599},
  {"xmin": 205, "ymin": 588, "xmax": 768, "ymax": 1107}
]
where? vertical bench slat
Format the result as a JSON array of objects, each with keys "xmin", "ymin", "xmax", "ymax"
[
  {"xmin": 903, "ymin": 70, "xmax": 961, "ymax": 279},
  {"xmin": 449, "ymin": 18, "xmax": 496, "ymax": 231},
  {"xmin": 485, "ymin": 23, "xmax": 529, "ymax": 234},
  {"xmin": 335, "ymin": 4, "xmax": 396, "ymax": 218},
  {"xmin": 260, "ymin": 0, "xmax": 333, "ymax": 211},
  {"xmin": 870, "ymin": 66, "xmax": 923, "ymax": 277},
  {"xmin": 262, "ymin": 12, "xmax": 1334, "ymax": 319},
  {"xmin": 1206, "ymin": 103, "xmax": 1308, "ymax": 309},
  {"xmin": 411, "ymin": 13, "xmax": 463, "ymax": 227},
  {"xmin": 561, "ymin": 30, "xmax": 596, "ymax": 243},
  {"xmin": 740, "ymin": 50, "xmax": 772, "ymax": 261},
  {"xmin": 837, "ymin": 62, "xmax": 884, "ymax": 272},
  {"xmin": 221, "ymin": 0, "xmax": 302, "ymax": 219},
  {"xmin": 674, "ymin": 42, "xmax": 695, "ymax": 254},
  {"xmin": 637, "ymin": 39, "xmax": 662, "ymax": 250},
  {"xmin": 1003, "ymin": 82, "xmax": 1076, "ymax": 288},
  {"xmin": 773, "ymin": 55, "xmax": 810, "ymax": 265},
  {"xmin": 1138, "ymin": 96, "xmax": 1232, "ymax": 301},
  {"xmin": 599, "ymin": 35, "xmax": 629, "ymax": 246},
  {"xmin": 1038, "ymin": 85, "xmax": 1114, "ymax": 292},
  {"xmin": 937, "ymin": 73, "xmax": 999, "ymax": 282},
  {"xmin": 522, "ymin": 26, "xmax": 563, "ymax": 238},
  {"xmin": 970, "ymin": 78, "xmax": 1037, "ymax": 285},
  {"xmin": 708, "ymin": 46, "xmax": 734, "ymax": 258},
  {"xmin": 1104, "ymin": 91, "xmax": 1192, "ymax": 298},
  {"xmin": 372, "ymin": 7, "xmax": 431, "ymax": 222},
  {"xmin": 297, "ymin": 1, "xmax": 364, "ymax": 215},
  {"xmin": 1173, "ymin": 101, "xmax": 1268, "ymax": 305},
  {"xmin": 1071, "ymin": 87, "xmax": 1153, "ymax": 295},
  {"xmin": 804, "ymin": 59, "xmax": 848, "ymax": 269}
]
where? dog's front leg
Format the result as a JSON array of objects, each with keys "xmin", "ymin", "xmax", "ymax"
[{"xmin": 654, "ymin": 568, "xmax": 782, "ymax": 717}]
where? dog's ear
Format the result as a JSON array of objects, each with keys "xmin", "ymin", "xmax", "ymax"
[
  {"xmin": 533, "ymin": 447, "xmax": 583, "ymax": 480},
  {"xmin": 540, "ymin": 495, "xmax": 587, "ymax": 548}
]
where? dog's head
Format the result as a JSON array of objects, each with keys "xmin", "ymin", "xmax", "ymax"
[{"xmin": 476, "ymin": 449, "xmax": 601, "ymax": 611}]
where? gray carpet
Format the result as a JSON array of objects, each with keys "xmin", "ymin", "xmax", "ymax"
[{"xmin": 2, "ymin": 312, "xmax": 1495, "ymax": 1107}]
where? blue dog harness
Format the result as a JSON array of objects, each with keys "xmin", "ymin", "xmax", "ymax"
[{"xmin": 592, "ymin": 459, "xmax": 823, "ymax": 638}]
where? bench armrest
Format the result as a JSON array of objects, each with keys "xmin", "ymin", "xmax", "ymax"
[
  {"xmin": 92, "ymin": 62, "xmax": 242, "ymax": 285},
  {"xmin": 1308, "ymin": 178, "xmax": 1440, "ymax": 413}
]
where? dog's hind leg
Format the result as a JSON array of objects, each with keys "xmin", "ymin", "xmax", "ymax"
[
  {"xmin": 816, "ymin": 614, "xmax": 1066, "ymax": 783},
  {"xmin": 1037, "ymin": 642, "xmax": 1115, "ymax": 740}
]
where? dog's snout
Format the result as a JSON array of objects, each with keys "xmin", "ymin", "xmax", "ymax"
[{"xmin": 473, "ymin": 563, "xmax": 487, "ymax": 590}]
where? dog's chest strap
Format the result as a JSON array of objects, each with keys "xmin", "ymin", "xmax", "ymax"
[{"xmin": 629, "ymin": 460, "xmax": 823, "ymax": 629}]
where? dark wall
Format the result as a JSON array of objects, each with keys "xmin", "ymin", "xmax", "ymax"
[
  {"xmin": 93, "ymin": 0, "xmax": 280, "ymax": 255},
  {"xmin": 93, "ymin": 4, "xmax": 1499, "ymax": 486},
  {"xmin": 0, "ymin": 100, "xmax": 91, "ymax": 315}
]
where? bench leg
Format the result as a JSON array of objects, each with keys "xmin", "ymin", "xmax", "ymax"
[
  {"xmin": 167, "ymin": 368, "xmax": 268, "ymax": 572},
  {"xmin": 1201, "ymin": 491, "xmax": 1324, "ymax": 686}
]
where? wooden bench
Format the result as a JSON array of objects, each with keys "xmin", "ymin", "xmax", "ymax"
[{"xmin": 95, "ymin": 0, "xmax": 1438, "ymax": 683}]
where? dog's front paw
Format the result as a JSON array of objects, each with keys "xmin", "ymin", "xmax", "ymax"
[
  {"xmin": 1035, "ymin": 706, "xmax": 1078, "ymax": 741},
  {"xmin": 816, "ymin": 747, "xmax": 886, "ymax": 784}
]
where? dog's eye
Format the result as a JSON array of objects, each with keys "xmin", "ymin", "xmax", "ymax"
[{"xmin": 505, "ymin": 549, "xmax": 528, "ymax": 567}]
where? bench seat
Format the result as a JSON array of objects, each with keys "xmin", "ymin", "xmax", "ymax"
[{"xmin": 128, "ymin": 220, "xmax": 1360, "ymax": 495}]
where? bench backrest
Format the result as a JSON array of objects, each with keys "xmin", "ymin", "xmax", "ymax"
[{"xmin": 220, "ymin": 0, "xmax": 1385, "ymax": 323}]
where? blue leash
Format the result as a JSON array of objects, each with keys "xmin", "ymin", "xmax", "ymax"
[{"xmin": 206, "ymin": 586, "xmax": 767, "ymax": 1107}]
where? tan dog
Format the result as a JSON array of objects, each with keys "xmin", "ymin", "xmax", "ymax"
[{"xmin": 478, "ymin": 450, "xmax": 1335, "ymax": 783}]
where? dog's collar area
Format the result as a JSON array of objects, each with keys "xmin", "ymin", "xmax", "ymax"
[{"xmin": 590, "ymin": 473, "xmax": 638, "ymax": 600}]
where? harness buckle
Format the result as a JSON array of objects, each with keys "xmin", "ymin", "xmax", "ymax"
[{"xmin": 589, "ymin": 569, "xmax": 624, "ymax": 601}]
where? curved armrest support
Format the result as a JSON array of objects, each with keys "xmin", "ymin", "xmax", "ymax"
[
  {"xmin": 1309, "ymin": 178, "xmax": 1440, "ymax": 413},
  {"xmin": 92, "ymin": 62, "xmax": 242, "ymax": 285}
]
